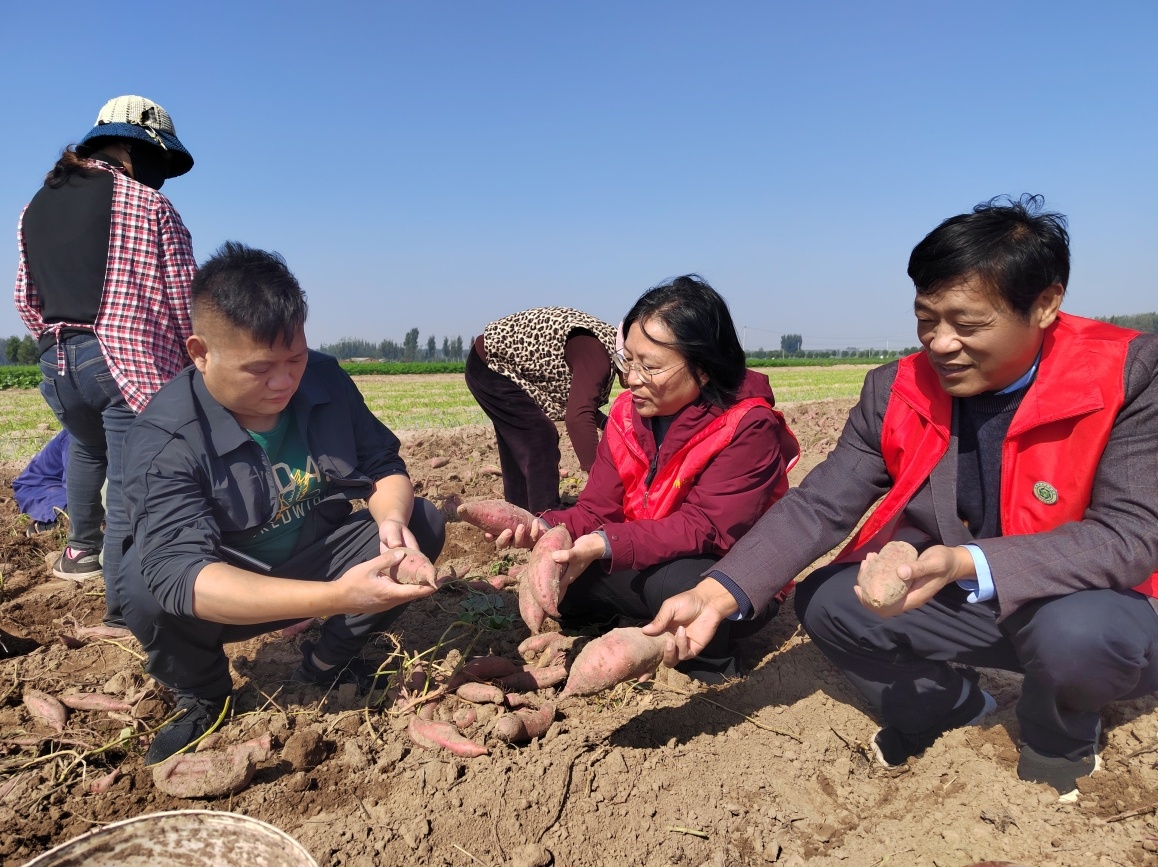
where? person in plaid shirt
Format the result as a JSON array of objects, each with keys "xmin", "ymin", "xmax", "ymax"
[{"xmin": 14, "ymin": 96, "xmax": 196, "ymax": 626}]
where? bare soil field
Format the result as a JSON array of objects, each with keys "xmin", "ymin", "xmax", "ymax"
[{"xmin": 2, "ymin": 397, "xmax": 1157, "ymax": 866}]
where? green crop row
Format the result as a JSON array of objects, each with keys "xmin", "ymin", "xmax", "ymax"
[
  {"xmin": 0, "ymin": 366, "xmax": 43, "ymax": 390},
  {"xmin": 341, "ymin": 362, "xmax": 467, "ymax": 375}
]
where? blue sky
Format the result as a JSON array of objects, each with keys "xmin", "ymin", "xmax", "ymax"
[{"xmin": 2, "ymin": 2, "xmax": 1155, "ymax": 351}]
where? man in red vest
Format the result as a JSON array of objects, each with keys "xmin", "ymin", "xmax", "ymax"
[{"xmin": 645, "ymin": 195, "xmax": 1158, "ymax": 799}]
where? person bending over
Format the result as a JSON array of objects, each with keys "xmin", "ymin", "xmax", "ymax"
[
  {"xmin": 120, "ymin": 242, "xmax": 445, "ymax": 764},
  {"xmin": 499, "ymin": 276, "xmax": 798, "ymax": 682},
  {"xmin": 647, "ymin": 196, "xmax": 1158, "ymax": 799},
  {"xmin": 465, "ymin": 307, "xmax": 617, "ymax": 512}
]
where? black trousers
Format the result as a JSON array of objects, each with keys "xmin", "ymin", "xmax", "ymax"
[
  {"xmin": 121, "ymin": 500, "xmax": 445, "ymax": 699},
  {"xmin": 464, "ymin": 346, "xmax": 561, "ymax": 513},
  {"xmin": 795, "ymin": 562, "xmax": 1158, "ymax": 760},
  {"xmin": 560, "ymin": 555, "xmax": 775, "ymax": 683}
]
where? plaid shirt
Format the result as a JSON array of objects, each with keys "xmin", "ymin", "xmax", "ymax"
[{"xmin": 14, "ymin": 160, "xmax": 195, "ymax": 413}]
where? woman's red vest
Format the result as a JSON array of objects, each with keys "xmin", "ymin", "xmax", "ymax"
[
  {"xmin": 605, "ymin": 392, "xmax": 791, "ymax": 522},
  {"xmin": 837, "ymin": 313, "xmax": 1158, "ymax": 598}
]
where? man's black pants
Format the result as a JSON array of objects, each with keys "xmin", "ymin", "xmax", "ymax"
[
  {"xmin": 121, "ymin": 500, "xmax": 445, "ymax": 700},
  {"xmin": 795, "ymin": 562, "xmax": 1158, "ymax": 760}
]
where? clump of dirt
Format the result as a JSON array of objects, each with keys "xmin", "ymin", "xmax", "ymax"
[{"xmin": 2, "ymin": 397, "xmax": 1157, "ymax": 866}]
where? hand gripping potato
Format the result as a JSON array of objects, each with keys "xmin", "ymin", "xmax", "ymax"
[{"xmin": 857, "ymin": 540, "xmax": 918, "ymax": 609}]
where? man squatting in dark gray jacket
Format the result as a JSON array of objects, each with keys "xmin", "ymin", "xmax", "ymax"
[
  {"xmin": 119, "ymin": 242, "xmax": 446, "ymax": 764},
  {"xmin": 644, "ymin": 195, "xmax": 1158, "ymax": 801}
]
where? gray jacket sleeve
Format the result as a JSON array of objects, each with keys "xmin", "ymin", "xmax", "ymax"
[
  {"xmin": 713, "ymin": 364, "xmax": 897, "ymax": 615},
  {"xmin": 980, "ymin": 334, "xmax": 1158, "ymax": 616},
  {"xmin": 123, "ymin": 428, "xmax": 221, "ymax": 618}
]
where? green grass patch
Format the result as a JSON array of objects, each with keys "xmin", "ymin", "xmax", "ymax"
[
  {"xmin": 0, "ymin": 389, "xmax": 61, "ymax": 461},
  {"xmin": 756, "ymin": 364, "xmax": 877, "ymax": 403},
  {"xmin": 0, "ymin": 364, "xmax": 877, "ymax": 457}
]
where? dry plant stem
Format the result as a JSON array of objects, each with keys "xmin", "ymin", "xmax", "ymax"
[
  {"xmin": 91, "ymin": 637, "xmax": 146, "ymax": 661},
  {"xmin": 1105, "ymin": 802, "xmax": 1158, "ymax": 823},
  {"xmin": 652, "ymin": 681, "xmax": 804, "ymax": 743},
  {"xmin": 667, "ymin": 826, "xmax": 709, "ymax": 838},
  {"xmin": 451, "ymin": 842, "xmax": 495, "ymax": 867}
]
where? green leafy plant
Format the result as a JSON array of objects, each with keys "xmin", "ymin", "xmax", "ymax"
[{"xmin": 458, "ymin": 592, "xmax": 515, "ymax": 631}]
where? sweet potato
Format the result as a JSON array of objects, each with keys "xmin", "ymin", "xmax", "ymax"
[
  {"xmin": 561, "ymin": 628, "xmax": 668, "ymax": 697},
  {"xmin": 430, "ymin": 456, "xmax": 450, "ymax": 469},
  {"xmin": 857, "ymin": 540, "xmax": 918, "ymax": 609},
  {"xmin": 498, "ymin": 665, "xmax": 568, "ymax": 692},
  {"xmin": 89, "ymin": 769, "xmax": 120, "ymax": 795},
  {"xmin": 456, "ymin": 499, "xmax": 536, "ymax": 535},
  {"xmin": 453, "ymin": 707, "xmax": 477, "ymax": 730},
  {"xmin": 518, "ymin": 632, "xmax": 563, "ymax": 657},
  {"xmin": 58, "ymin": 692, "xmax": 133, "ymax": 713},
  {"xmin": 455, "ymin": 682, "xmax": 505, "ymax": 705},
  {"xmin": 75, "ymin": 624, "xmax": 133, "ymax": 641},
  {"xmin": 407, "ymin": 716, "xmax": 488, "ymax": 757},
  {"xmin": 455, "ymin": 655, "xmax": 522, "ymax": 683},
  {"xmin": 152, "ymin": 734, "xmax": 271, "ymax": 799},
  {"xmin": 23, "ymin": 689, "xmax": 68, "ymax": 733},
  {"xmin": 518, "ymin": 577, "xmax": 546, "ymax": 634},
  {"xmin": 280, "ymin": 618, "xmax": 317, "ymax": 639},
  {"xmin": 525, "ymin": 525, "xmax": 571, "ymax": 617},
  {"xmin": 492, "ymin": 702, "xmax": 556, "ymax": 743},
  {"xmin": 377, "ymin": 547, "xmax": 438, "ymax": 587}
]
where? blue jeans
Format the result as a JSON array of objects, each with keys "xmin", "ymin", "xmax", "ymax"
[{"xmin": 38, "ymin": 334, "xmax": 135, "ymax": 620}]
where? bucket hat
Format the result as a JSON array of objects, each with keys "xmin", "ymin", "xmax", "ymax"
[{"xmin": 76, "ymin": 95, "xmax": 193, "ymax": 178}]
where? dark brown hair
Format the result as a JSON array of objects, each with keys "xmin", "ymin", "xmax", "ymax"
[{"xmin": 44, "ymin": 146, "xmax": 103, "ymax": 189}]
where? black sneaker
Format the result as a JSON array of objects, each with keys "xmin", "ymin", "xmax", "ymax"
[
  {"xmin": 145, "ymin": 694, "xmax": 230, "ymax": 765},
  {"xmin": 291, "ymin": 640, "xmax": 381, "ymax": 693},
  {"xmin": 52, "ymin": 546, "xmax": 103, "ymax": 582},
  {"xmin": 1018, "ymin": 745, "xmax": 1101, "ymax": 801},
  {"xmin": 872, "ymin": 682, "xmax": 997, "ymax": 768}
]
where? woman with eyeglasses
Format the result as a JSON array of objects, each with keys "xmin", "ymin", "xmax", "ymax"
[{"xmin": 499, "ymin": 275, "xmax": 800, "ymax": 683}]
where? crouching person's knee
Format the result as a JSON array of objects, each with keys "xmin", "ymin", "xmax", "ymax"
[
  {"xmin": 794, "ymin": 562, "xmax": 862, "ymax": 646},
  {"xmin": 410, "ymin": 498, "xmax": 446, "ymax": 561}
]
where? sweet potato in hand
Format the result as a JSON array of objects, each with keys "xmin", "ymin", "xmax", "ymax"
[
  {"xmin": 561, "ymin": 628, "xmax": 669, "ymax": 697},
  {"xmin": 526, "ymin": 525, "xmax": 572, "ymax": 617},
  {"xmin": 857, "ymin": 541, "xmax": 918, "ymax": 609},
  {"xmin": 519, "ymin": 576, "xmax": 546, "ymax": 634},
  {"xmin": 457, "ymin": 500, "xmax": 536, "ymax": 536}
]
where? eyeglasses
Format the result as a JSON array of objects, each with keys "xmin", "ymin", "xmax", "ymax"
[{"xmin": 614, "ymin": 351, "xmax": 685, "ymax": 383}]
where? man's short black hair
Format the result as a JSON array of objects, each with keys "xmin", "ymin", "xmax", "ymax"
[
  {"xmin": 192, "ymin": 242, "xmax": 308, "ymax": 347},
  {"xmin": 908, "ymin": 194, "xmax": 1070, "ymax": 317}
]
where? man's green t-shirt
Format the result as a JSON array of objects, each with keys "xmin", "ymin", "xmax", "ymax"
[{"xmin": 235, "ymin": 412, "xmax": 326, "ymax": 567}]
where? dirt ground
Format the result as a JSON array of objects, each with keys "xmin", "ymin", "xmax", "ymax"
[{"xmin": 2, "ymin": 396, "xmax": 1158, "ymax": 867}]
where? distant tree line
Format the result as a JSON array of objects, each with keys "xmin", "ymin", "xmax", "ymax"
[
  {"xmin": 1098, "ymin": 312, "xmax": 1158, "ymax": 333},
  {"xmin": 3, "ymin": 334, "xmax": 39, "ymax": 365},
  {"xmin": 744, "ymin": 333, "xmax": 919, "ymax": 360},
  {"xmin": 316, "ymin": 330, "xmax": 468, "ymax": 362}
]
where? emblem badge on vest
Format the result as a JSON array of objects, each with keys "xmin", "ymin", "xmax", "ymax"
[{"xmin": 1032, "ymin": 481, "xmax": 1059, "ymax": 505}]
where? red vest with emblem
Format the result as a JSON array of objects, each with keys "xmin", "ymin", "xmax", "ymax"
[
  {"xmin": 605, "ymin": 392, "xmax": 793, "ymax": 522},
  {"xmin": 837, "ymin": 313, "xmax": 1157, "ymax": 597}
]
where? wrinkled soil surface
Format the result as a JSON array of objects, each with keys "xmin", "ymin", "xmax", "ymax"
[{"xmin": 2, "ymin": 397, "xmax": 1157, "ymax": 866}]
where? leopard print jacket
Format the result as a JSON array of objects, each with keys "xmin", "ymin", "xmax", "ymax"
[{"xmin": 483, "ymin": 307, "xmax": 617, "ymax": 420}]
